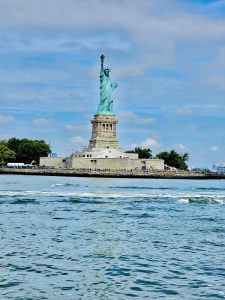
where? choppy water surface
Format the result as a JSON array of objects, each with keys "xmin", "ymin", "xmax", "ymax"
[{"xmin": 1, "ymin": 175, "xmax": 225, "ymax": 299}]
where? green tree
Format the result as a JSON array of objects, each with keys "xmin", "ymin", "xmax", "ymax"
[
  {"xmin": 7, "ymin": 138, "xmax": 20, "ymax": 161},
  {"xmin": 17, "ymin": 139, "xmax": 51, "ymax": 164},
  {"xmin": 126, "ymin": 147, "xmax": 152, "ymax": 159},
  {"xmin": 17, "ymin": 139, "xmax": 36, "ymax": 164},
  {"xmin": 0, "ymin": 142, "xmax": 16, "ymax": 165},
  {"xmin": 156, "ymin": 150, "xmax": 189, "ymax": 170},
  {"xmin": 6, "ymin": 138, "xmax": 51, "ymax": 164},
  {"xmin": 33, "ymin": 140, "xmax": 51, "ymax": 162}
]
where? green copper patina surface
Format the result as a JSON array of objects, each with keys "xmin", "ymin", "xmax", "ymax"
[{"xmin": 96, "ymin": 54, "xmax": 118, "ymax": 115}]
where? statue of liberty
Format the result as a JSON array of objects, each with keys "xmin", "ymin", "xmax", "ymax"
[{"xmin": 96, "ymin": 54, "xmax": 118, "ymax": 115}]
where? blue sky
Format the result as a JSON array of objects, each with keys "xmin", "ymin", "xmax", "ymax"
[{"xmin": 0, "ymin": 0, "xmax": 225, "ymax": 168}]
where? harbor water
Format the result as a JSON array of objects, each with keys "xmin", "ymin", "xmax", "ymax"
[{"xmin": 1, "ymin": 175, "xmax": 225, "ymax": 299}]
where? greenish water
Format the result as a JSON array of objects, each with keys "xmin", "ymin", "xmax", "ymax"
[{"xmin": 1, "ymin": 175, "xmax": 225, "ymax": 299}]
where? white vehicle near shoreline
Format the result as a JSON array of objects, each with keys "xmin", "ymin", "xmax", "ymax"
[
  {"xmin": 6, "ymin": 163, "xmax": 33, "ymax": 168},
  {"xmin": 7, "ymin": 163, "xmax": 25, "ymax": 168}
]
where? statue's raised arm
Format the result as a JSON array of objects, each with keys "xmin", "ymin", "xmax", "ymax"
[
  {"xmin": 96, "ymin": 54, "xmax": 118, "ymax": 115},
  {"xmin": 100, "ymin": 54, "xmax": 105, "ymax": 72}
]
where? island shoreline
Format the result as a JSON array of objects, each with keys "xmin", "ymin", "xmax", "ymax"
[{"xmin": 1, "ymin": 168, "xmax": 225, "ymax": 180}]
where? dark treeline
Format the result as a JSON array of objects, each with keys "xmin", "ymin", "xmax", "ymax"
[
  {"xmin": 156, "ymin": 150, "xmax": 189, "ymax": 171},
  {"xmin": 0, "ymin": 138, "xmax": 51, "ymax": 165},
  {"xmin": 126, "ymin": 147, "xmax": 153, "ymax": 159}
]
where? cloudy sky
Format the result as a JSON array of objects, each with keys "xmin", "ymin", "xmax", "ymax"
[{"xmin": 0, "ymin": 0, "xmax": 225, "ymax": 167}]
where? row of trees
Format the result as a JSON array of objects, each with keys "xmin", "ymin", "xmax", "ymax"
[
  {"xmin": 0, "ymin": 138, "xmax": 51, "ymax": 165},
  {"xmin": 126, "ymin": 147, "xmax": 189, "ymax": 170}
]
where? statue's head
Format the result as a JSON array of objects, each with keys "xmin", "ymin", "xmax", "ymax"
[{"xmin": 104, "ymin": 68, "xmax": 110, "ymax": 77}]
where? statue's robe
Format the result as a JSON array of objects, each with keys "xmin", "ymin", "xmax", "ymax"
[{"xmin": 97, "ymin": 69, "xmax": 117, "ymax": 115}]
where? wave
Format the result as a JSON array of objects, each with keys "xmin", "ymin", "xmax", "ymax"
[
  {"xmin": 0, "ymin": 190, "xmax": 225, "ymax": 202},
  {"xmin": 193, "ymin": 187, "xmax": 225, "ymax": 191},
  {"xmin": 0, "ymin": 190, "xmax": 166, "ymax": 199},
  {"xmin": 51, "ymin": 183, "xmax": 80, "ymax": 187},
  {"xmin": 110, "ymin": 186, "xmax": 173, "ymax": 190},
  {"xmin": 62, "ymin": 198, "xmax": 108, "ymax": 205},
  {"xmin": 11, "ymin": 198, "xmax": 39, "ymax": 205},
  {"xmin": 178, "ymin": 197, "xmax": 225, "ymax": 204},
  {"xmin": 0, "ymin": 281, "xmax": 21, "ymax": 288}
]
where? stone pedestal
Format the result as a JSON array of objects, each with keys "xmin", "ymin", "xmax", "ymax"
[{"xmin": 88, "ymin": 114, "xmax": 120, "ymax": 149}]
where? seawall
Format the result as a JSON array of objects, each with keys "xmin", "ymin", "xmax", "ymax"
[{"xmin": 0, "ymin": 167, "xmax": 225, "ymax": 179}]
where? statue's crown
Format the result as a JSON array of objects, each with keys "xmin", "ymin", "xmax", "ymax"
[{"xmin": 104, "ymin": 67, "xmax": 111, "ymax": 72}]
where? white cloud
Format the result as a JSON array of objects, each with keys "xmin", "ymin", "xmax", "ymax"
[
  {"xmin": 142, "ymin": 138, "xmax": 160, "ymax": 147},
  {"xmin": 0, "ymin": 88, "xmax": 87, "ymax": 113},
  {"xmin": 0, "ymin": 0, "xmax": 225, "ymax": 90},
  {"xmin": 70, "ymin": 136, "xmax": 84, "ymax": 144},
  {"xmin": 177, "ymin": 107, "xmax": 193, "ymax": 115},
  {"xmin": 33, "ymin": 118, "xmax": 53, "ymax": 126},
  {"xmin": 64, "ymin": 124, "xmax": 90, "ymax": 132},
  {"xmin": 0, "ymin": 115, "xmax": 15, "ymax": 123},
  {"xmin": 211, "ymin": 146, "xmax": 220, "ymax": 152},
  {"xmin": 65, "ymin": 125, "xmax": 77, "ymax": 131},
  {"xmin": 131, "ymin": 137, "xmax": 160, "ymax": 149},
  {"xmin": 119, "ymin": 111, "xmax": 155, "ymax": 125},
  {"xmin": 174, "ymin": 143, "xmax": 187, "ymax": 150},
  {"xmin": 1, "ymin": 0, "xmax": 225, "ymax": 44}
]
